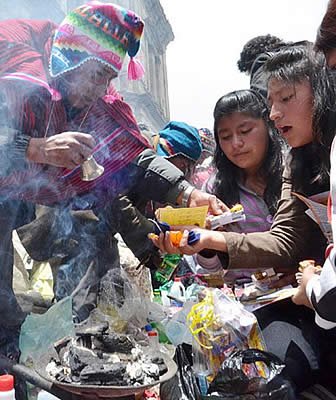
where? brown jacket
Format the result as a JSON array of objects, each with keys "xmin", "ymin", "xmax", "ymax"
[{"xmin": 220, "ymin": 167, "xmax": 327, "ymax": 272}]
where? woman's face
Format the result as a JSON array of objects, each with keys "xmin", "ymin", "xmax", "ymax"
[
  {"xmin": 59, "ymin": 60, "xmax": 118, "ymax": 110},
  {"xmin": 268, "ymin": 78, "xmax": 313, "ymax": 148},
  {"xmin": 216, "ymin": 112, "xmax": 269, "ymax": 176}
]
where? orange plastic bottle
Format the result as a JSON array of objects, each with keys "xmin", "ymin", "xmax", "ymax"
[{"xmin": 169, "ymin": 231, "xmax": 183, "ymax": 246}]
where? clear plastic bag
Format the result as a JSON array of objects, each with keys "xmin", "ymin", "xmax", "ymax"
[
  {"xmin": 187, "ymin": 288, "xmax": 265, "ymax": 381},
  {"xmin": 97, "ymin": 268, "xmax": 149, "ymax": 331}
]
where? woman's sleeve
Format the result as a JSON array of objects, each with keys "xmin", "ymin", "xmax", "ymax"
[{"xmin": 219, "ymin": 168, "xmax": 327, "ymax": 271}]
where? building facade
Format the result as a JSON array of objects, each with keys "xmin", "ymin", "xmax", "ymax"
[{"xmin": 0, "ymin": 0, "xmax": 173, "ymax": 131}]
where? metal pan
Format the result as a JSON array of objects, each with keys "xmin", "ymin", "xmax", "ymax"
[{"xmin": 34, "ymin": 348, "xmax": 177, "ymax": 399}]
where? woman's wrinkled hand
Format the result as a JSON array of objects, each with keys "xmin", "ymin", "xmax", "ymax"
[
  {"xmin": 187, "ymin": 189, "xmax": 229, "ymax": 215},
  {"xmin": 27, "ymin": 132, "xmax": 96, "ymax": 169}
]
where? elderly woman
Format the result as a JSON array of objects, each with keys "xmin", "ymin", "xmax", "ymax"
[{"xmin": 0, "ymin": 2, "xmax": 224, "ymax": 329}]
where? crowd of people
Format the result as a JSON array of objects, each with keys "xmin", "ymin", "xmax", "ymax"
[{"xmin": 1, "ymin": 0, "xmax": 336, "ymax": 399}]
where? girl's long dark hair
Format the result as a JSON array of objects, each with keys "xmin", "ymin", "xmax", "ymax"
[
  {"xmin": 264, "ymin": 44, "xmax": 336, "ymax": 195},
  {"xmin": 212, "ymin": 89, "xmax": 284, "ymax": 215}
]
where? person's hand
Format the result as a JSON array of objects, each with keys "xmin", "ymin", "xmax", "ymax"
[
  {"xmin": 151, "ymin": 227, "xmax": 226, "ymax": 256},
  {"xmin": 184, "ymin": 189, "xmax": 229, "ymax": 215},
  {"xmin": 27, "ymin": 132, "xmax": 96, "ymax": 169},
  {"xmin": 151, "ymin": 228, "xmax": 210, "ymax": 255},
  {"xmin": 292, "ymin": 265, "xmax": 318, "ymax": 308}
]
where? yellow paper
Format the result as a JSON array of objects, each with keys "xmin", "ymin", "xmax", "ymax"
[{"xmin": 157, "ymin": 205, "xmax": 208, "ymax": 228}]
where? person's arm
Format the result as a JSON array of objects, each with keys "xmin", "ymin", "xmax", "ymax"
[
  {"xmin": 151, "ymin": 168, "xmax": 327, "ymax": 272},
  {"xmin": 103, "ymin": 195, "xmax": 158, "ymax": 261},
  {"xmin": 0, "ymin": 83, "xmax": 96, "ymax": 179},
  {"xmin": 131, "ymin": 148, "xmax": 227, "ymax": 214},
  {"xmin": 220, "ymin": 173, "xmax": 327, "ymax": 271}
]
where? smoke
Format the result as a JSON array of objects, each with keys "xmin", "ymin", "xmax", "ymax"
[{"xmin": 0, "ymin": 1, "xmax": 151, "ymax": 324}]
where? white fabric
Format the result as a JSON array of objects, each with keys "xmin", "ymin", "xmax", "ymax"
[{"xmin": 306, "ymin": 137, "xmax": 336, "ymax": 329}]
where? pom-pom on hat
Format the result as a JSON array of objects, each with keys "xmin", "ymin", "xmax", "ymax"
[
  {"xmin": 50, "ymin": 1, "xmax": 144, "ymax": 80},
  {"xmin": 154, "ymin": 121, "xmax": 202, "ymax": 162}
]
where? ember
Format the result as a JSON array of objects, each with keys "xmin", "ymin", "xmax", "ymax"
[{"xmin": 45, "ymin": 323, "xmax": 168, "ymax": 387}]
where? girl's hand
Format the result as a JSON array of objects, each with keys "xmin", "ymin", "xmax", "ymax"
[
  {"xmin": 151, "ymin": 228, "xmax": 206, "ymax": 255},
  {"xmin": 151, "ymin": 228, "xmax": 224, "ymax": 256},
  {"xmin": 292, "ymin": 265, "xmax": 318, "ymax": 308}
]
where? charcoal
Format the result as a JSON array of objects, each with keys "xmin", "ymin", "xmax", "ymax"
[
  {"xmin": 141, "ymin": 363, "xmax": 159, "ymax": 380},
  {"xmin": 54, "ymin": 336, "xmax": 72, "ymax": 361},
  {"xmin": 55, "ymin": 371, "xmax": 72, "ymax": 384},
  {"xmin": 75, "ymin": 321, "xmax": 109, "ymax": 337},
  {"xmin": 71, "ymin": 375, "xmax": 81, "ymax": 383},
  {"xmin": 150, "ymin": 356, "xmax": 168, "ymax": 375},
  {"xmin": 48, "ymin": 331, "xmax": 168, "ymax": 388},
  {"xmin": 150, "ymin": 356, "xmax": 165, "ymax": 365},
  {"xmin": 93, "ymin": 332, "xmax": 135, "ymax": 354},
  {"xmin": 67, "ymin": 344, "xmax": 101, "ymax": 375},
  {"xmin": 157, "ymin": 363, "xmax": 168, "ymax": 376},
  {"xmin": 126, "ymin": 362, "xmax": 145, "ymax": 384},
  {"xmin": 80, "ymin": 362, "xmax": 127, "ymax": 385}
]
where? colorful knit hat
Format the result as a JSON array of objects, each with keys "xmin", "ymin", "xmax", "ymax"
[
  {"xmin": 154, "ymin": 121, "xmax": 202, "ymax": 162},
  {"xmin": 50, "ymin": 1, "xmax": 144, "ymax": 80},
  {"xmin": 198, "ymin": 128, "xmax": 216, "ymax": 155}
]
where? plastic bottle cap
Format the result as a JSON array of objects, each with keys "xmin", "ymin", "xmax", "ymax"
[
  {"xmin": 148, "ymin": 331, "xmax": 158, "ymax": 337},
  {"xmin": 174, "ymin": 278, "xmax": 181, "ymax": 282},
  {"xmin": 0, "ymin": 375, "xmax": 14, "ymax": 391},
  {"xmin": 144, "ymin": 324, "xmax": 153, "ymax": 332}
]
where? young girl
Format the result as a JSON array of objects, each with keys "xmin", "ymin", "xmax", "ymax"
[{"xmin": 197, "ymin": 89, "xmax": 284, "ymax": 283}]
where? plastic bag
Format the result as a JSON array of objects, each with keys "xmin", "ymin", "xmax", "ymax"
[
  {"xmin": 98, "ymin": 268, "xmax": 148, "ymax": 325},
  {"xmin": 160, "ymin": 344, "xmax": 200, "ymax": 400},
  {"xmin": 187, "ymin": 288, "xmax": 265, "ymax": 381},
  {"xmin": 19, "ymin": 296, "xmax": 75, "ymax": 365},
  {"xmin": 205, "ymin": 349, "xmax": 289, "ymax": 399},
  {"xmin": 165, "ymin": 299, "xmax": 198, "ymax": 346}
]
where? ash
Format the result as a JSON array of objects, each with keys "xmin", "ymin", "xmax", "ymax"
[{"xmin": 46, "ymin": 322, "xmax": 167, "ymax": 386}]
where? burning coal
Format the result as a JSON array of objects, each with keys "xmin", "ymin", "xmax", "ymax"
[{"xmin": 46, "ymin": 322, "xmax": 167, "ymax": 387}]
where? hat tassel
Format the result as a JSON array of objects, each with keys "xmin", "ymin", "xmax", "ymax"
[{"xmin": 128, "ymin": 57, "xmax": 145, "ymax": 80}]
